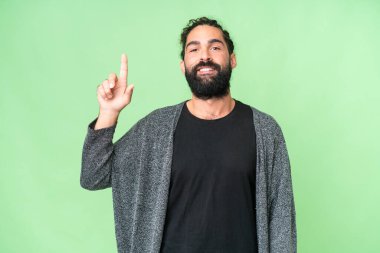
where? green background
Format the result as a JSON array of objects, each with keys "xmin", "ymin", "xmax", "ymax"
[{"xmin": 1, "ymin": 0, "xmax": 379, "ymax": 252}]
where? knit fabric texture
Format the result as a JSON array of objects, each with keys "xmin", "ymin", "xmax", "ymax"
[{"xmin": 80, "ymin": 101, "xmax": 297, "ymax": 253}]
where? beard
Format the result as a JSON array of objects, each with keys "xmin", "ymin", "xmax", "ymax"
[{"xmin": 184, "ymin": 60, "xmax": 232, "ymax": 100}]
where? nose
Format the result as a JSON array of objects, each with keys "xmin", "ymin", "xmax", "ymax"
[{"xmin": 200, "ymin": 48, "xmax": 211, "ymax": 62}]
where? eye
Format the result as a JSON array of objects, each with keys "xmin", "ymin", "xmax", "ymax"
[
  {"xmin": 211, "ymin": 46, "xmax": 221, "ymax": 51},
  {"xmin": 189, "ymin": 48, "xmax": 197, "ymax": 52}
]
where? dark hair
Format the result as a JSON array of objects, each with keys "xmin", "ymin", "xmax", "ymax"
[{"xmin": 180, "ymin": 17, "xmax": 235, "ymax": 60}]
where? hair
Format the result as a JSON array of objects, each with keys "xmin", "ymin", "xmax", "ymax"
[{"xmin": 180, "ymin": 17, "xmax": 235, "ymax": 60}]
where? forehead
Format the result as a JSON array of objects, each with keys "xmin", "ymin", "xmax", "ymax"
[{"xmin": 186, "ymin": 25, "xmax": 225, "ymax": 45}]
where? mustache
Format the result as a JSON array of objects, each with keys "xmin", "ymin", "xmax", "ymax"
[{"xmin": 192, "ymin": 61, "xmax": 221, "ymax": 72}]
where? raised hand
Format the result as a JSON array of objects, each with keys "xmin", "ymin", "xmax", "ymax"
[
  {"xmin": 95, "ymin": 54, "xmax": 134, "ymax": 129},
  {"xmin": 97, "ymin": 54, "xmax": 134, "ymax": 113}
]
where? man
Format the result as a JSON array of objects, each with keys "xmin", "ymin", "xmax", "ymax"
[{"xmin": 81, "ymin": 17, "xmax": 297, "ymax": 253}]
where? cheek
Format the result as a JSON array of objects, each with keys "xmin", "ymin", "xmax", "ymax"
[
  {"xmin": 185, "ymin": 55, "xmax": 197, "ymax": 64},
  {"xmin": 210, "ymin": 53, "xmax": 227, "ymax": 63},
  {"xmin": 221, "ymin": 55, "xmax": 232, "ymax": 68},
  {"xmin": 184, "ymin": 59, "xmax": 198, "ymax": 71}
]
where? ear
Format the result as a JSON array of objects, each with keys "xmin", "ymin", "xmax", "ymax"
[
  {"xmin": 180, "ymin": 60, "xmax": 185, "ymax": 74},
  {"xmin": 230, "ymin": 53, "xmax": 237, "ymax": 69}
]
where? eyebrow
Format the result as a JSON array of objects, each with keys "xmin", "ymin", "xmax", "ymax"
[{"xmin": 185, "ymin": 38, "xmax": 225, "ymax": 50}]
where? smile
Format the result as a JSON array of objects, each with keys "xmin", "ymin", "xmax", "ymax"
[{"xmin": 197, "ymin": 67, "xmax": 216, "ymax": 74}]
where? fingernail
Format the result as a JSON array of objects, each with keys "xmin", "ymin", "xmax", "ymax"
[{"xmin": 110, "ymin": 82, "xmax": 114, "ymax": 88}]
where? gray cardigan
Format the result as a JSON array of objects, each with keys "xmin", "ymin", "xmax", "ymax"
[{"xmin": 81, "ymin": 101, "xmax": 297, "ymax": 253}]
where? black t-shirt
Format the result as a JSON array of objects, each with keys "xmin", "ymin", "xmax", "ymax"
[{"xmin": 160, "ymin": 100, "xmax": 258, "ymax": 253}]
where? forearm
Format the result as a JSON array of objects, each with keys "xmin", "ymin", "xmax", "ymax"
[{"xmin": 81, "ymin": 119, "xmax": 116, "ymax": 190}]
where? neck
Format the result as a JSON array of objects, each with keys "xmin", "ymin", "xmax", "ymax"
[{"xmin": 186, "ymin": 92, "xmax": 235, "ymax": 120}]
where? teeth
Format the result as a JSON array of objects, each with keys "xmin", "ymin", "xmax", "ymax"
[{"xmin": 199, "ymin": 68, "xmax": 213, "ymax": 72}]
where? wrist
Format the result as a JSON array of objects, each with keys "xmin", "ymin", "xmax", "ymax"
[
  {"xmin": 99, "ymin": 109, "xmax": 120, "ymax": 118},
  {"xmin": 95, "ymin": 110, "xmax": 120, "ymax": 130}
]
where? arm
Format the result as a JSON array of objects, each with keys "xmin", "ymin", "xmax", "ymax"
[
  {"xmin": 269, "ymin": 124, "xmax": 297, "ymax": 253},
  {"xmin": 80, "ymin": 118, "xmax": 117, "ymax": 190},
  {"xmin": 80, "ymin": 53, "xmax": 134, "ymax": 190}
]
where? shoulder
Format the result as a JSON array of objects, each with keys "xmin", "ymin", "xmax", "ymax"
[
  {"xmin": 138, "ymin": 101, "xmax": 185, "ymax": 128},
  {"xmin": 146, "ymin": 102, "xmax": 185, "ymax": 119},
  {"xmin": 251, "ymin": 106, "xmax": 281, "ymax": 131},
  {"xmin": 126, "ymin": 101, "xmax": 185, "ymax": 136},
  {"xmin": 114, "ymin": 101, "xmax": 185, "ymax": 147},
  {"xmin": 245, "ymin": 104, "xmax": 290, "ymax": 163},
  {"xmin": 238, "ymin": 100, "xmax": 282, "ymax": 131},
  {"xmin": 241, "ymin": 102, "xmax": 285, "ymax": 142}
]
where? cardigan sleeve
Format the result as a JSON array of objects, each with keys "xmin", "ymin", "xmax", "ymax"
[
  {"xmin": 80, "ymin": 118, "xmax": 117, "ymax": 190},
  {"xmin": 269, "ymin": 123, "xmax": 297, "ymax": 253}
]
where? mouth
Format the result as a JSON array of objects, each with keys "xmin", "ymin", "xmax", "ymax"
[{"xmin": 197, "ymin": 66, "xmax": 216, "ymax": 75}]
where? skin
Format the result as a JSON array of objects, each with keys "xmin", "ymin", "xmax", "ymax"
[
  {"xmin": 94, "ymin": 54, "xmax": 134, "ymax": 129},
  {"xmin": 180, "ymin": 25, "xmax": 237, "ymax": 120},
  {"xmin": 95, "ymin": 25, "xmax": 237, "ymax": 129}
]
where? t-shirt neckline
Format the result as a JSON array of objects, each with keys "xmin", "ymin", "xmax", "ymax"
[{"xmin": 183, "ymin": 99, "xmax": 239, "ymax": 122}]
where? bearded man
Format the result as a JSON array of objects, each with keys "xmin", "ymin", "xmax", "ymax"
[{"xmin": 81, "ymin": 17, "xmax": 297, "ymax": 253}]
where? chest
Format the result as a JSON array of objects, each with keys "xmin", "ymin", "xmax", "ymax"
[{"xmin": 171, "ymin": 113, "xmax": 256, "ymax": 181}]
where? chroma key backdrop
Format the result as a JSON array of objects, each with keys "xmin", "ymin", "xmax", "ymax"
[{"xmin": 1, "ymin": 0, "xmax": 379, "ymax": 252}]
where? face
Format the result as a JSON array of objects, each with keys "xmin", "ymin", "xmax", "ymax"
[{"xmin": 180, "ymin": 25, "xmax": 237, "ymax": 99}]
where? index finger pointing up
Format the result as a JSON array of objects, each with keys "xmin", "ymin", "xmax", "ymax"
[{"xmin": 119, "ymin": 53, "xmax": 128, "ymax": 86}]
